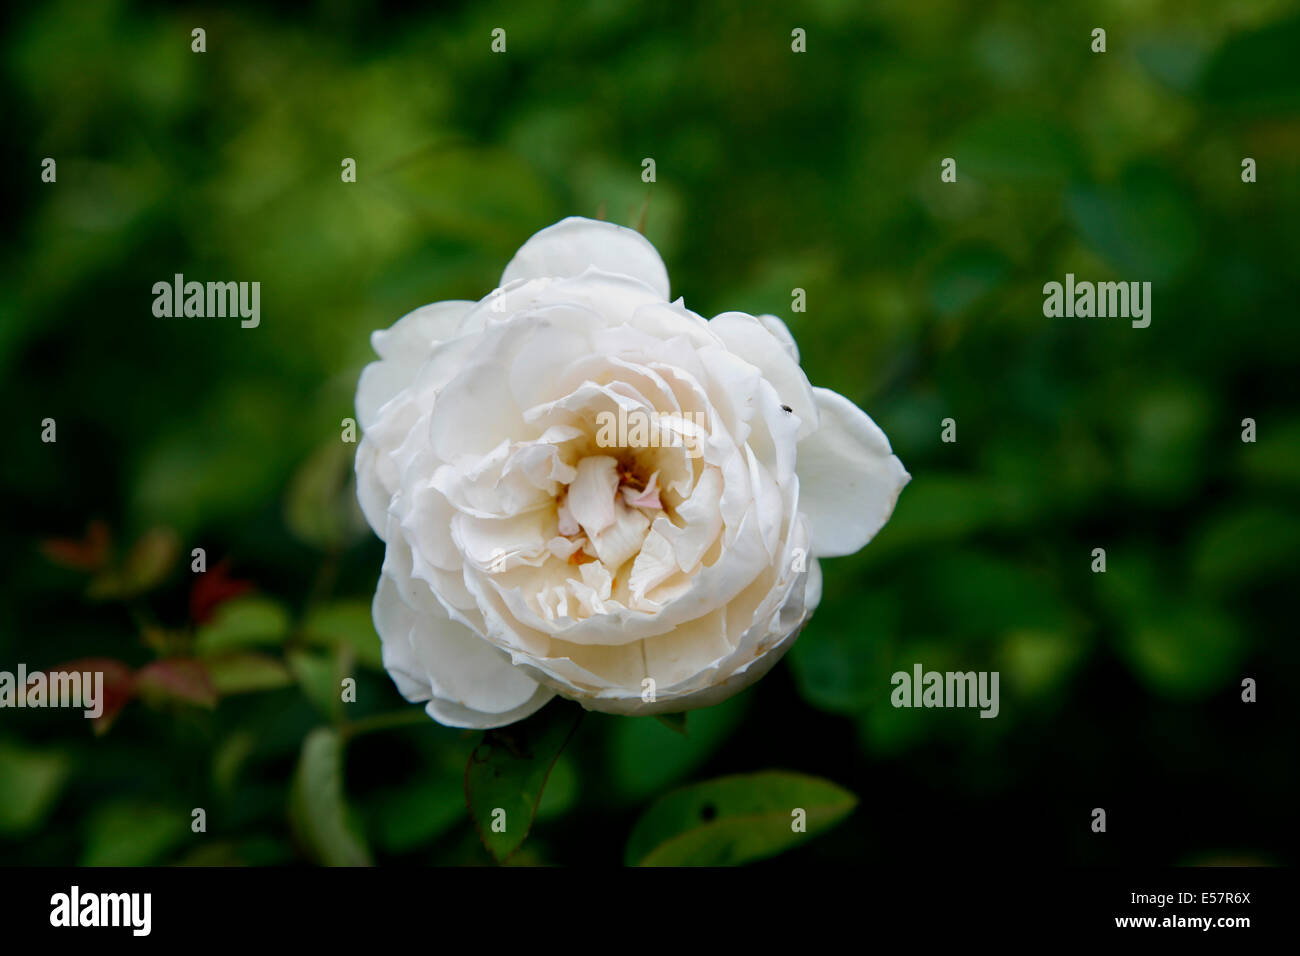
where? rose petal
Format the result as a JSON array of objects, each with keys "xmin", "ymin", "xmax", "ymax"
[
  {"xmin": 356, "ymin": 301, "xmax": 473, "ymax": 429},
  {"xmin": 627, "ymin": 527, "xmax": 677, "ymax": 603},
  {"xmin": 500, "ymin": 217, "xmax": 671, "ymax": 300},
  {"xmin": 425, "ymin": 684, "xmax": 553, "ymax": 729},
  {"xmin": 622, "ymin": 470, "xmax": 662, "ymax": 510},
  {"xmin": 567, "ymin": 456, "xmax": 619, "ymax": 536},
  {"xmin": 588, "ymin": 498, "xmax": 651, "ymax": 571},
  {"xmin": 757, "ymin": 313, "xmax": 800, "ymax": 362},
  {"xmin": 796, "ymin": 386, "xmax": 910, "ymax": 558},
  {"xmin": 372, "ymin": 572, "xmax": 548, "ymax": 727},
  {"xmin": 371, "ymin": 300, "xmax": 472, "ymax": 360},
  {"xmin": 709, "ymin": 311, "xmax": 818, "ymax": 440}
]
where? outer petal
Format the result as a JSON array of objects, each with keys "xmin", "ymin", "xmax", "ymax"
[
  {"xmin": 356, "ymin": 300, "xmax": 473, "ymax": 429},
  {"xmin": 500, "ymin": 217, "xmax": 670, "ymax": 300},
  {"xmin": 805, "ymin": 557, "xmax": 823, "ymax": 612},
  {"xmin": 756, "ymin": 313, "xmax": 799, "ymax": 363},
  {"xmin": 796, "ymin": 386, "xmax": 910, "ymax": 558},
  {"xmin": 373, "ymin": 572, "xmax": 553, "ymax": 729},
  {"xmin": 708, "ymin": 311, "xmax": 818, "ymax": 440},
  {"xmin": 425, "ymin": 684, "xmax": 554, "ymax": 729},
  {"xmin": 372, "ymin": 300, "xmax": 471, "ymax": 360},
  {"xmin": 576, "ymin": 556, "xmax": 813, "ymax": 716}
]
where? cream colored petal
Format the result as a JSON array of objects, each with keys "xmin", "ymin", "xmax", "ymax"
[
  {"xmin": 588, "ymin": 498, "xmax": 651, "ymax": 570},
  {"xmin": 501, "ymin": 217, "xmax": 670, "ymax": 299},
  {"xmin": 372, "ymin": 570, "xmax": 545, "ymax": 726},
  {"xmin": 356, "ymin": 301, "xmax": 474, "ymax": 430},
  {"xmin": 709, "ymin": 311, "xmax": 818, "ymax": 439},
  {"xmin": 756, "ymin": 312, "xmax": 799, "ymax": 362},
  {"xmin": 796, "ymin": 386, "xmax": 910, "ymax": 558},
  {"xmin": 567, "ymin": 455, "xmax": 619, "ymax": 536}
]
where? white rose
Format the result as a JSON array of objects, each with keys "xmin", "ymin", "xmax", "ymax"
[{"xmin": 355, "ymin": 217, "xmax": 909, "ymax": 728}]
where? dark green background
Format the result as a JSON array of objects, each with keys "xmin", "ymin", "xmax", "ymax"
[{"xmin": 2, "ymin": 0, "xmax": 1297, "ymax": 865}]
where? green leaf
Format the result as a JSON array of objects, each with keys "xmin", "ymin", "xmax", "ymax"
[
  {"xmin": 81, "ymin": 802, "xmax": 189, "ymax": 866},
  {"xmin": 1192, "ymin": 506, "xmax": 1300, "ymax": 594},
  {"xmin": 0, "ymin": 740, "xmax": 70, "ymax": 835},
  {"xmin": 289, "ymin": 728, "xmax": 373, "ymax": 866},
  {"xmin": 625, "ymin": 771, "xmax": 858, "ymax": 866},
  {"xmin": 194, "ymin": 596, "xmax": 290, "ymax": 654},
  {"xmin": 288, "ymin": 648, "xmax": 344, "ymax": 718},
  {"xmin": 1121, "ymin": 606, "xmax": 1241, "ymax": 699},
  {"xmin": 302, "ymin": 600, "xmax": 383, "ymax": 669},
  {"xmin": 212, "ymin": 731, "xmax": 257, "ymax": 795},
  {"xmin": 87, "ymin": 527, "xmax": 180, "ymax": 600},
  {"xmin": 464, "ymin": 701, "xmax": 583, "ymax": 863},
  {"xmin": 534, "ymin": 753, "xmax": 578, "ymax": 821},
  {"xmin": 654, "ymin": 712, "xmax": 688, "ymax": 735},
  {"xmin": 608, "ymin": 694, "xmax": 748, "ymax": 801},
  {"xmin": 1000, "ymin": 628, "xmax": 1082, "ymax": 698},
  {"xmin": 205, "ymin": 652, "xmax": 294, "ymax": 695}
]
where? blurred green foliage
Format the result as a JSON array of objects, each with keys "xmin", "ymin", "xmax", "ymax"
[{"xmin": 2, "ymin": 0, "xmax": 1297, "ymax": 866}]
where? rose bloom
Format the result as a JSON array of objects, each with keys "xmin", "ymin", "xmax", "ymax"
[{"xmin": 355, "ymin": 218, "xmax": 908, "ymax": 728}]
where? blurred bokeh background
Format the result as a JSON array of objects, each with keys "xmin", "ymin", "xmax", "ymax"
[{"xmin": 2, "ymin": 0, "xmax": 1298, "ymax": 866}]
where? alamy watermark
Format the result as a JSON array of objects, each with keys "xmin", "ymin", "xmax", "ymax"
[
  {"xmin": 50, "ymin": 886, "xmax": 151, "ymax": 936},
  {"xmin": 0, "ymin": 663, "xmax": 103, "ymax": 718},
  {"xmin": 891, "ymin": 663, "xmax": 999, "ymax": 718},
  {"xmin": 594, "ymin": 406, "xmax": 706, "ymax": 459},
  {"xmin": 1043, "ymin": 273, "xmax": 1150, "ymax": 328},
  {"xmin": 152, "ymin": 273, "xmax": 260, "ymax": 328}
]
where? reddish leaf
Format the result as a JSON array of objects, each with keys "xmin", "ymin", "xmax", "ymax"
[
  {"xmin": 190, "ymin": 559, "xmax": 255, "ymax": 625},
  {"xmin": 87, "ymin": 527, "xmax": 180, "ymax": 600},
  {"xmin": 45, "ymin": 658, "xmax": 135, "ymax": 734},
  {"xmin": 40, "ymin": 521, "xmax": 112, "ymax": 572},
  {"xmin": 135, "ymin": 659, "xmax": 217, "ymax": 709}
]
